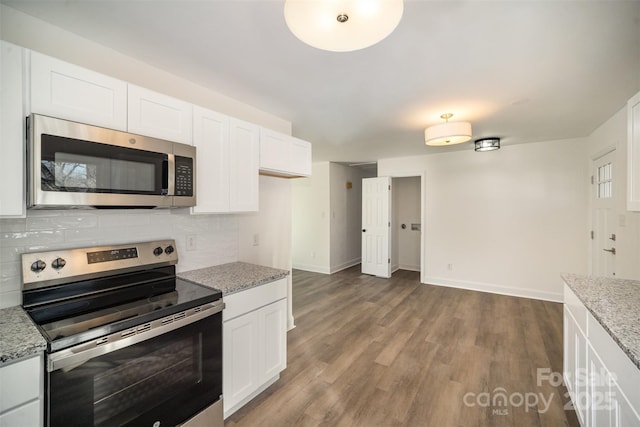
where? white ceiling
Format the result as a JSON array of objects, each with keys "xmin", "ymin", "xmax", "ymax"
[{"xmin": 3, "ymin": 0, "xmax": 640, "ymax": 162}]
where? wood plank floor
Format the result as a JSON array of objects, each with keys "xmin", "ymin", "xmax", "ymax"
[{"xmin": 226, "ymin": 267, "xmax": 580, "ymax": 427}]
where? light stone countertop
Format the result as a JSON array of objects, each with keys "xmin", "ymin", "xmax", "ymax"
[
  {"xmin": 562, "ymin": 273, "xmax": 640, "ymax": 370},
  {"xmin": 0, "ymin": 306, "xmax": 46, "ymax": 365},
  {"xmin": 178, "ymin": 261, "xmax": 289, "ymax": 296}
]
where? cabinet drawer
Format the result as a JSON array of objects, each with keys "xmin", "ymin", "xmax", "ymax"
[
  {"xmin": 564, "ymin": 284, "xmax": 587, "ymax": 334},
  {"xmin": 0, "ymin": 399, "xmax": 40, "ymax": 427},
  {"xmin": 0, "ymin": 355, "xmax": 41, "ymax": 413},
  {"xmin": 223, "ymin": 278, "xmax": 287, "ymax": 321}
]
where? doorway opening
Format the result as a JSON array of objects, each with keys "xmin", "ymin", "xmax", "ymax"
[{"xmin": 391, "ymin": 176, "xmax": 421, "ymax": 274}]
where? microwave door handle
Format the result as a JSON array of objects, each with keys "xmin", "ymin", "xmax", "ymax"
[{"xmin": 167, "ymin": 154, "xmax": 175, "ymax": 196}]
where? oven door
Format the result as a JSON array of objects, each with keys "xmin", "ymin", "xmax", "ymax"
[
  {"xmin": 29, "ymin": 114, "xmax": 175, "ymax": 208},
  {"xmin": 45, "ymin": 308, "xmax": 222, "ymax": 427}
]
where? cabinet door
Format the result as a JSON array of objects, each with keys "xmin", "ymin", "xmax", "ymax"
[
  {"xmin": 259, "ymin": 128, "xmax": 290, "ymax": 173},
  {"xmin": 612, "ymin": 381, "xmax": 640, "ymax": 427},
  {"xmin": 223, "ymin": 311, "xmax": 259, "ymax": 413},
  {"xmin": 259, "ymin": 129, "xmax": 312, "ymax": 177},
  {"xmin": 628, "ymin": 90, "xmax": 640, "ymax": 211},
  {"xmin": 587, "ymin": 343, "xmax": 615, "ymax": 427},
  {"xmin": 0, "ymin": 41, "xmax": 26, "ymax": 217},
  {"xmin": 29, "ymin": 51, "xmax": 127, "ymax": 130},
  {"xmin": 259, "ymin": 299, "xmax": 287, "ymax": 383},
  {"xmin": 127, "ymin": 84, "xmax": 193, "ymax": 144},
  {"xmin": 0, "ymin": 355, "xmax": 41, "ymax": 414},
  {"xmin": 289, "ymin": 137, "xmax": 312, "ymax": 177},
  {"xmin": 564, "ymin": 307, "xmax": 587, "ymax": 426},
  {"xmin": 229, "ymin": 119, "xmax": 259, "ymax": 212},
  {"xmin": 192, "ymin": 106, "xmax": 230, "ymax": 213}
]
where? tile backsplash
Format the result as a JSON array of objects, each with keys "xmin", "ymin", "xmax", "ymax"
[{"xmin": 0, "ymin": 209, "xmax": 238, "ymax": 308}]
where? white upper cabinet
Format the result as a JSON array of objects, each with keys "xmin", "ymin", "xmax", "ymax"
[
  {"xmin": 259, "ymin": 128, "xmax": 311, "ymax": 178},
  {"xmin": 192, "ymin": 106, "xmax": 231, "ymax": 214},
  {"xmin": 230, "ymin": 119, "xmax": 260, "ymax": 212},
  {"xmin": 29, "ymin": 51, "xmax": 127, "ymax": 130},
  {"xmin": 191, "ymin": 108, "xmax": 258, "ymax": 214},
  {"xmin": 127, "ymin": 84, "xmax": 193, "ymax": 144},
  {"xmin": 290, "ymin": 136, "xmax": 312, "ymax": 177},
  {"xmin": 0, "ymin": 41, "xmax": 26, "ymax": 217},
  {"xmin": 627, "ymin": 90, "xmax": 640, "ymax": 211}
]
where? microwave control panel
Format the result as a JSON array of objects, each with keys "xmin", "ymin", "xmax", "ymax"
[{"xmin": 174, "ymin": 156, "xmax": 194, "ymax": 197}]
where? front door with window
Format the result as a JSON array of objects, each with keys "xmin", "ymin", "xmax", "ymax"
[{"xmin": 592, "ymin": 150, "xmax": 616, "ymax": 277}]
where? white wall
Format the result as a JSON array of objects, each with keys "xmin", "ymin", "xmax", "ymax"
[
  {"xmin": 292, "ymin": 162, "xmax": 331, "ymax": 273},
  {"xmin": 237, "ymin": 175, "xmax": 294, "ymax": 327},
  {"xmin": 393, "ymin": 176, "xmax": 421, "ymax": 272},
  {"xmin": 587, "ymin": 105, "xmax": 640, "ymax": 280},
  {"xmin": 0, "ymin": 5, "xmax": 295, "ymax": 310},
  {"xmin": 329, "ymin": 163, "xmax": 369, "ymax": 273},
  {"xmin": 292, "ymin": 163, "xmax": 373, "ymax": 274},
  {"xmin": 379, "ymin": 138, "xmax": 590, "ymax": 302}
]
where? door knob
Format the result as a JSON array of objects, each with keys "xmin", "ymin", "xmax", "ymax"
[
  {"xmin": 362, "ymin": 229, "xmax": 366, "ymax": 232},
  {"xmin": 603, "ymin": 247, "xmax": 616, "ymax": 255}
]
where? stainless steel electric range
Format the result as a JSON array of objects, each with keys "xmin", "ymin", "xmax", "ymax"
[{"xmin": 21, "ymin": 240, "xmax": 224, "ymax": 427}]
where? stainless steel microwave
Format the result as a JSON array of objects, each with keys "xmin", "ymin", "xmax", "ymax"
[{"xmin": 27, "ymin": 114, "xmax": 196, "ymax": 209}]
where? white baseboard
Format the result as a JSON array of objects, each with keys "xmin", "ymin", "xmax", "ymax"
[
  {"xmin": 398, "ymin": 264, "xmax": 420, "ymax": 272},
  {"xmin": 421, "ymin": 276, "xmax": 563, "ymax": 303},
  {"xmin": 292, "ymin": 262, "xmax": 330, "ymax": 274},
  {"xmin": 330, "ymin": 258, "xmax": 361, "ymax": 274}
]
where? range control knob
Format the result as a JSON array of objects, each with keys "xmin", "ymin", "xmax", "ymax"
[
  {"xmin": 164, "ymin": 245, "xmax": 175, "ymax": 255},
  {"xmin": 30, "ymin": 260, "xmax": 46, "ymax": 273},
  {"xmin": 153, "ymin": 247, "xmax": 164, "ymax": 256},
  {"xmin": 52, "ymin": 257, "xmax": 66, "ymax": 270}
]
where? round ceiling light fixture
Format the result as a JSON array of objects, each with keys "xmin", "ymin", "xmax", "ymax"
[
  {"xmin": 284, "ymin": 0, "xmax": 404, "ymax": 52},
  {"xmin": 424, "ymin": 113, "xmax": 472, "ymax": 146},
  {"xmin": 474, "ymin": 137, "xmax": 501, "ymax": 152}
]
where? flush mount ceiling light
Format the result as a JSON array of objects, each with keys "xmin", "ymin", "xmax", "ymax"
[
  {"xmin": 424, "ymin": 113, "xmax": 472, "ymax": 146},
  {"xmin": 283, "ymin": 0, "xmax": 404, "ymax": 52},
  {"xmin": 474, "ymin": 137, "xmax": 501, "ymax": 152}
]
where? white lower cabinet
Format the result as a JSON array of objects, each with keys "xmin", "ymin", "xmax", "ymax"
[
  {"xmin": 564, "ymin": 305, "xmax": 588, "ymax": 426},
  {"xmin": 564, "ymin": 285, "xmax": 640, "ymax": 427},
  {"xmin": 223, "ymin": 278, "xmax": 287, "ymax": 418},
  {"xmin": 0, "ymin": 354, "xmax": 43, "ymax": 427}
]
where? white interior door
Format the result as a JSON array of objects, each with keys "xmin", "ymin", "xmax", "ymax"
[
  {"xmin": 592, "ymin": 150, "xmax": 616, "ymax": 277},
  {"xmin": 362, "ymin": 177, "xmax": 391, "ymax": 278}
]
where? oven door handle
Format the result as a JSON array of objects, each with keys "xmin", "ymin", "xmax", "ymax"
[{"xmin": 48, "ymin": 299, "xmax": 224, "ymax": 373}]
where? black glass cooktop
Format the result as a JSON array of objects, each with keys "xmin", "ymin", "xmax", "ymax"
[{"xmin": 26, "ymin": 278, "xmax": 221, "ymax": 353}]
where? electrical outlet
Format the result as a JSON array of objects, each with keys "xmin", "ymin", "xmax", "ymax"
[
  {"xmin": 447, "ymin": 263, "xmax": 453, "ymax": 271},
  {"xmin": 253, "ymin": 233, "xmax": 259, "ymax": 246},
  {"xmin": 186, "ymin": 235, "xmax": 197, "ymax": 251},
  {"xmin": 311, "ymin": 251, "xmax": 316, "ymax": 259}
]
